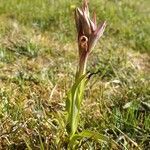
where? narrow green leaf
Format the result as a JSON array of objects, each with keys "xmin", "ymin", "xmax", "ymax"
[
  {"xmin": 69, "ymin": 130, "xmax": 120, "ymax": 149},
  {"xmin": 38, "ymin": 132, "xmax": 45, "ymax": 150},
  {"xmin": 22, "ymin": 137, "xmax": 32, "ymax": 150},
  {"xmin": 66, "ymin": 74, "xmax": 88, "ymax": 137},
  {"xmin": 69, "ymin": 130, "xmax": 108, "ymax": 147}
]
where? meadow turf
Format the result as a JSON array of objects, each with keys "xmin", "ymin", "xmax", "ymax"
[{"xmin": 0, "ymin": 0, "xmax": 150, "ymax": 149}]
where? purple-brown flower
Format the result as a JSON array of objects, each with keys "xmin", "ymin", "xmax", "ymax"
[{"xmin": 75, "ymin": 0, "xmax": 106, "ymax": 54}]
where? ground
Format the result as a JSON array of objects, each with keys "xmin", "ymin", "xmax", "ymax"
[{"xmin": 0, "ymin": 0, "xmax": 150, "ymax": 149}]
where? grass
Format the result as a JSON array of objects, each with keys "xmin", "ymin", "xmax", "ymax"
[{"xmin": 0, "ymin": 0, "xmax": 150, "ymax": 149}]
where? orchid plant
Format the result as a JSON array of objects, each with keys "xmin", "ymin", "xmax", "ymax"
[{"xmin": 66, "ymin": 0, "xmax": 107, "ymax": 146}]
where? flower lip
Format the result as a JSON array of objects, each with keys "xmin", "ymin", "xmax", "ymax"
[{"xmin": 80, "ymin": 36, "xmax": 88, "ymax": 42}]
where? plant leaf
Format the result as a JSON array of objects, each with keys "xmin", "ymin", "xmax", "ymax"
[
  {"xmin": 66, "ymin": 74, "xmax": 88, "ymax": 137},
  {"xmin": 69, "ymin": 130, "xmax": 110, "ymax": 148}
]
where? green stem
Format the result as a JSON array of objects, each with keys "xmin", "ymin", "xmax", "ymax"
[{"xmin": 76, "ymin": 51, "xmax": 88, "ymax": 80}]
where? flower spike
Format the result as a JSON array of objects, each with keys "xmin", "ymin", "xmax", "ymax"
[{"xmin": 75, "ymin": 0, "xmax": 106, "ymax": 53}]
